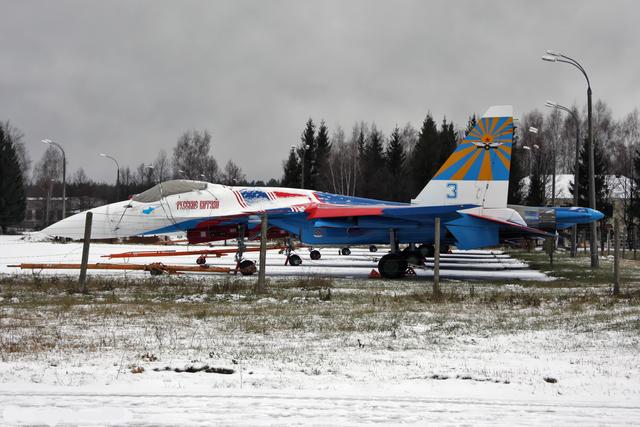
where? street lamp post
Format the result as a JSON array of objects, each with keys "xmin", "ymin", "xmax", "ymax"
[
  {"xmin": 42, "ymin": 139, "xmax": 66, "ymax": 219},
  {"xmin": 522, "ymin": 145, "xmax": 538, "ymax": 181},
  {"xmin": 542, "ymin": 50, "xmax": 598, "ymax": 267},
  {"xmin": 46, "ymin": 179, "xmax": 55, "ymax": 226},
  {"xmin": 545, "ymin": 101, "xmax": 581, "ymax": 257},
  {"xmin": 99, "ymin": 153, "xmax": 120, "ymax": 201}
]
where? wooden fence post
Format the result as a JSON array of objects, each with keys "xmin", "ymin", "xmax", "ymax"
[
  {"xmin": 79, "ymin": 212, "xmax": 93, "ymax": 294},
  {"xmin": 256, "ymin": 213, "xmax": 268, "ymax": 293},
  {"xmin": 613, "ymin": 218, "xmax": 620, "ymax": 296},
  {"xmin": 433, "ymin": 218, "xmax": 441, "ymax": 296}
]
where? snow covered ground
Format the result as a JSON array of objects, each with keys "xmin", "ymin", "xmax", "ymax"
[
  {"xmin": 0, "ymin": 235, "xmax": 547, "ymax": 281},
  {"xmin": 0, "ymin": 235, "xmax": 639, "ymax": 425}
]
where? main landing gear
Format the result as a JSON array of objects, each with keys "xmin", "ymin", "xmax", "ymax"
[
  {"xmin": 284, "ymin": 237, "xmax": 303, "ymax": 266},
  {"xmin": 377, "ymin": 253, "xmax": 409, "ymax": 279},
  {"xmin": 233, "ymin": 225, "xmax": 256, "ymax": 275},
  {"xmin": 377, "ymin": 231, "xmax": 451, "ymax": 279},
  {"xmin": 192, "ymin": 227, "xmax": 256, "ymax": 275}
]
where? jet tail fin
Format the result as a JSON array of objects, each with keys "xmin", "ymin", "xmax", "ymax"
[{"xmin": 412, "ymin": 105, "xmax": 514, "ymax": 208}]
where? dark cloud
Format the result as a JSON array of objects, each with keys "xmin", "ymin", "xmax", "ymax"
[{"xmin": 1, "ymin": 0, "xmax": 638, "ymax": 182}]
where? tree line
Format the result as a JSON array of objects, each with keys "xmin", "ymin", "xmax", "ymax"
[
  {"xmin": 282, "ymin": 114, "xmax": 460, "ymax": 202},
  {"xmin": 1, "ymin": 100, "xmax": 640, "ymax": 233}
]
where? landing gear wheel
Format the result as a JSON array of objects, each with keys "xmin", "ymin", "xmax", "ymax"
[
  {"xmin": 377, "ymin": 254, "xmax": 408, "ymax": 279},
  {"xmin": 418, "ymin": 244, "xmax": 435, "ymax": 258},
  {"xmin": 401, "ymin": 248, "xmax": 425, "ymax": 265},
  {"xmin": 289, "ymin": 254, "xmax": 303, "ymax": 266},
  {"xmin": 309, "ymin": 249, "xmax": 321, "ymax": 260},
  {"xmin": 238, "ymin": 260, "xmax": 256, "ymax": 276},
  {"xmin": 340, "ymin": 247, "xmax": 351, "ymax": 256},
  {"xmin": 369, "ymin": 245, "xmax": 378, "ymax": 253},
  {"xmin": 196, "ymin": 255, "xmax": 207, "ymax": 265}
]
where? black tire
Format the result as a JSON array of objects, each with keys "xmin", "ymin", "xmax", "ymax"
[
  {"xmin": 377, "ymin": 254, "xmax": 408, "ymax": 279},
  {"xmin": 418, "ymin": 244, "xmax": 435, "ymax": 258},
  {"xmin": 340, "ymin": 247, "xmax": 351, "ymax": 256},
  {"xmin": 369, "ymin": 245, "xmax": 378, "ymax": 252},
  {"xmin": 310, "ymin": 249, "xmax": 321, "ymax": 260},
  {"xmin": 289, "ymin": 254, "xmax": 303, "ymax": 266},
  {"xmin": 401, "ymin": 248, "xmax": 425, "ymax": 266},
  {"xmin": 196, "ymin": 255, "xmax": 207, "ymax": 265},
  {"xmin": 238, "ymin": 260, "xmax": 256, "ymax": 276}
]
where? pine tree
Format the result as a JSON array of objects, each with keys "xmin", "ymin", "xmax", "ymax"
[
  {"xmin": 438, "ymin": 118, "xmax": 457, "ymax": 168},
  {"xmin": 354, "ymin": 127, "xmax": 367, "ymax": 196},
  {"xmin": 314, "ymin": 120, "xmax": 331, "ymax": 191},
  {"xmin": 360, "ymin": 126, "xmax": 386, "ymax": 198},
  {"xmin": 409, "ymin": 113, "xmax": 439, "ymax": 196},
  {"xmin": 385, "ymin": 126, "xmax": 407, "ymax": 201},
  {"xmin": 465, "ymin": 114, "xmax": 477, "ymax": 136},
  {"xmin": 0, "ymin": 124, "xmax": 26, "ymax": 233},
  {"xmin": 298, "ymin": 119, "xmax": 316, "ymax": 189},
  {"xmin": 281, "ymin": 148, "xmax": 301, "ymax": 188}
]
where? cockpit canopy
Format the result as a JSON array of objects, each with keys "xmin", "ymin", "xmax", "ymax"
[{"xmin": 132, "ymin": 180, "xmax": 208, "ymax": 203}]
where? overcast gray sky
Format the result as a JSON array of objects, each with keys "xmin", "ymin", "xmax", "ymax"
[{"xmin": 1, "ymin": 0, "xmax": 639, "ymax": 183}]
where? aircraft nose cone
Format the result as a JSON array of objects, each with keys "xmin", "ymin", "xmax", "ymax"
[
  {"xmin": 41, "ymin": 212, "xmax": 89, "ymax": 239},
  {"xmin": 41, "ymin": 201, "xmax": 128, "ymax": 239},
  {"xmin": 590, "ymin": 209, "xmax": 605, "ymax": 221}
]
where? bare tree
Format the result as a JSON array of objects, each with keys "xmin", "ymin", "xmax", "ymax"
[
  {"xmin": 153, "ymin": 150, "xmax": 171, "ymax": 182},
  {"xmin": 325, "ymin": 124, "xmax": 365, "ymax": 196},
  {"xmin": 135, "ymin": 162, "xmax": 155, "ymax": 187},
  {"xmin": 33, "ymin": 146, "xmax": 62, "ymax": 188},
  {"xmin": 591, "ymin": 100, "xmax": 616, "ymax": 172},
  {"xmin": 519, "ymin": 110, "xmax": 551, "ymax": 205},
  {"xmin": 543, "ymin": 108, "xmax": 563, "ymax": 202},
  {"xmin": 400, "ymin": 122, "xmax": 419, "ymax": 153},
  {"xmin": 326, "ymin": 126, "xmax": 347, "ymax": 194},
  {"xmin": 172, "ymin": 130, "xmax": 219, "ymax": 181},
  {"xmin": 557, "ymin": 106, "xmax": 582, "ymax": 174},
  {"xmin": 220, "ymin": 160, "xmax": 246, "ymax": 185},
  {"xmin": 72, "ymin": 168, "xmax": 89, "ymax": 185}
]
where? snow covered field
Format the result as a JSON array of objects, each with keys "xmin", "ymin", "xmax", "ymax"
[
  {"xmin": 0, "ymin": 235, "xmax": 546, "ymax": 281},
  {"xmin": 0, "ymin": 235, "xmax": 639, "ymax": 425}
]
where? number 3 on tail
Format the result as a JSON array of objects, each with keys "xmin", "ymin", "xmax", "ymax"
[{"xmin": 446, "ymin": 183, "xmax": 458, "ymax": 199}]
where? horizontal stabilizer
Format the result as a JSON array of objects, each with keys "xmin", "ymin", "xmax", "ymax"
[
  {"xmin": 466, "ymin": 213, "xmax": 553, "ymax": 238},
  {"xmin": 446, "ymin": 214, "xmax": 500, "ymax": 250}
]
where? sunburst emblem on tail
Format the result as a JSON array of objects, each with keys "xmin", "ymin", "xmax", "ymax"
[{"xmin": 431, "ymin": 115, "xmax": 514, "ymax": 181}]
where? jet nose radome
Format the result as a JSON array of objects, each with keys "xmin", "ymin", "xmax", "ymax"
[
  {"xmin": 554, "ymin": 207, "xmax": 605, "ymax": 228},
  {"xmin": 41, "ymin": 211, "xmax": 91, "ymax": 239},
  {"xmin": 590, "ymin": 208, "xmax": 605, "ymax": 222},
  {"xmin": 41, "ymin": 201, "xmax": 131, "ymax": 240}
]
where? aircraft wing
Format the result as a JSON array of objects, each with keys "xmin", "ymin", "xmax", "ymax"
[{"xmin": 300, "ymin": 202, "xmax": 552, "ymax": 249}]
